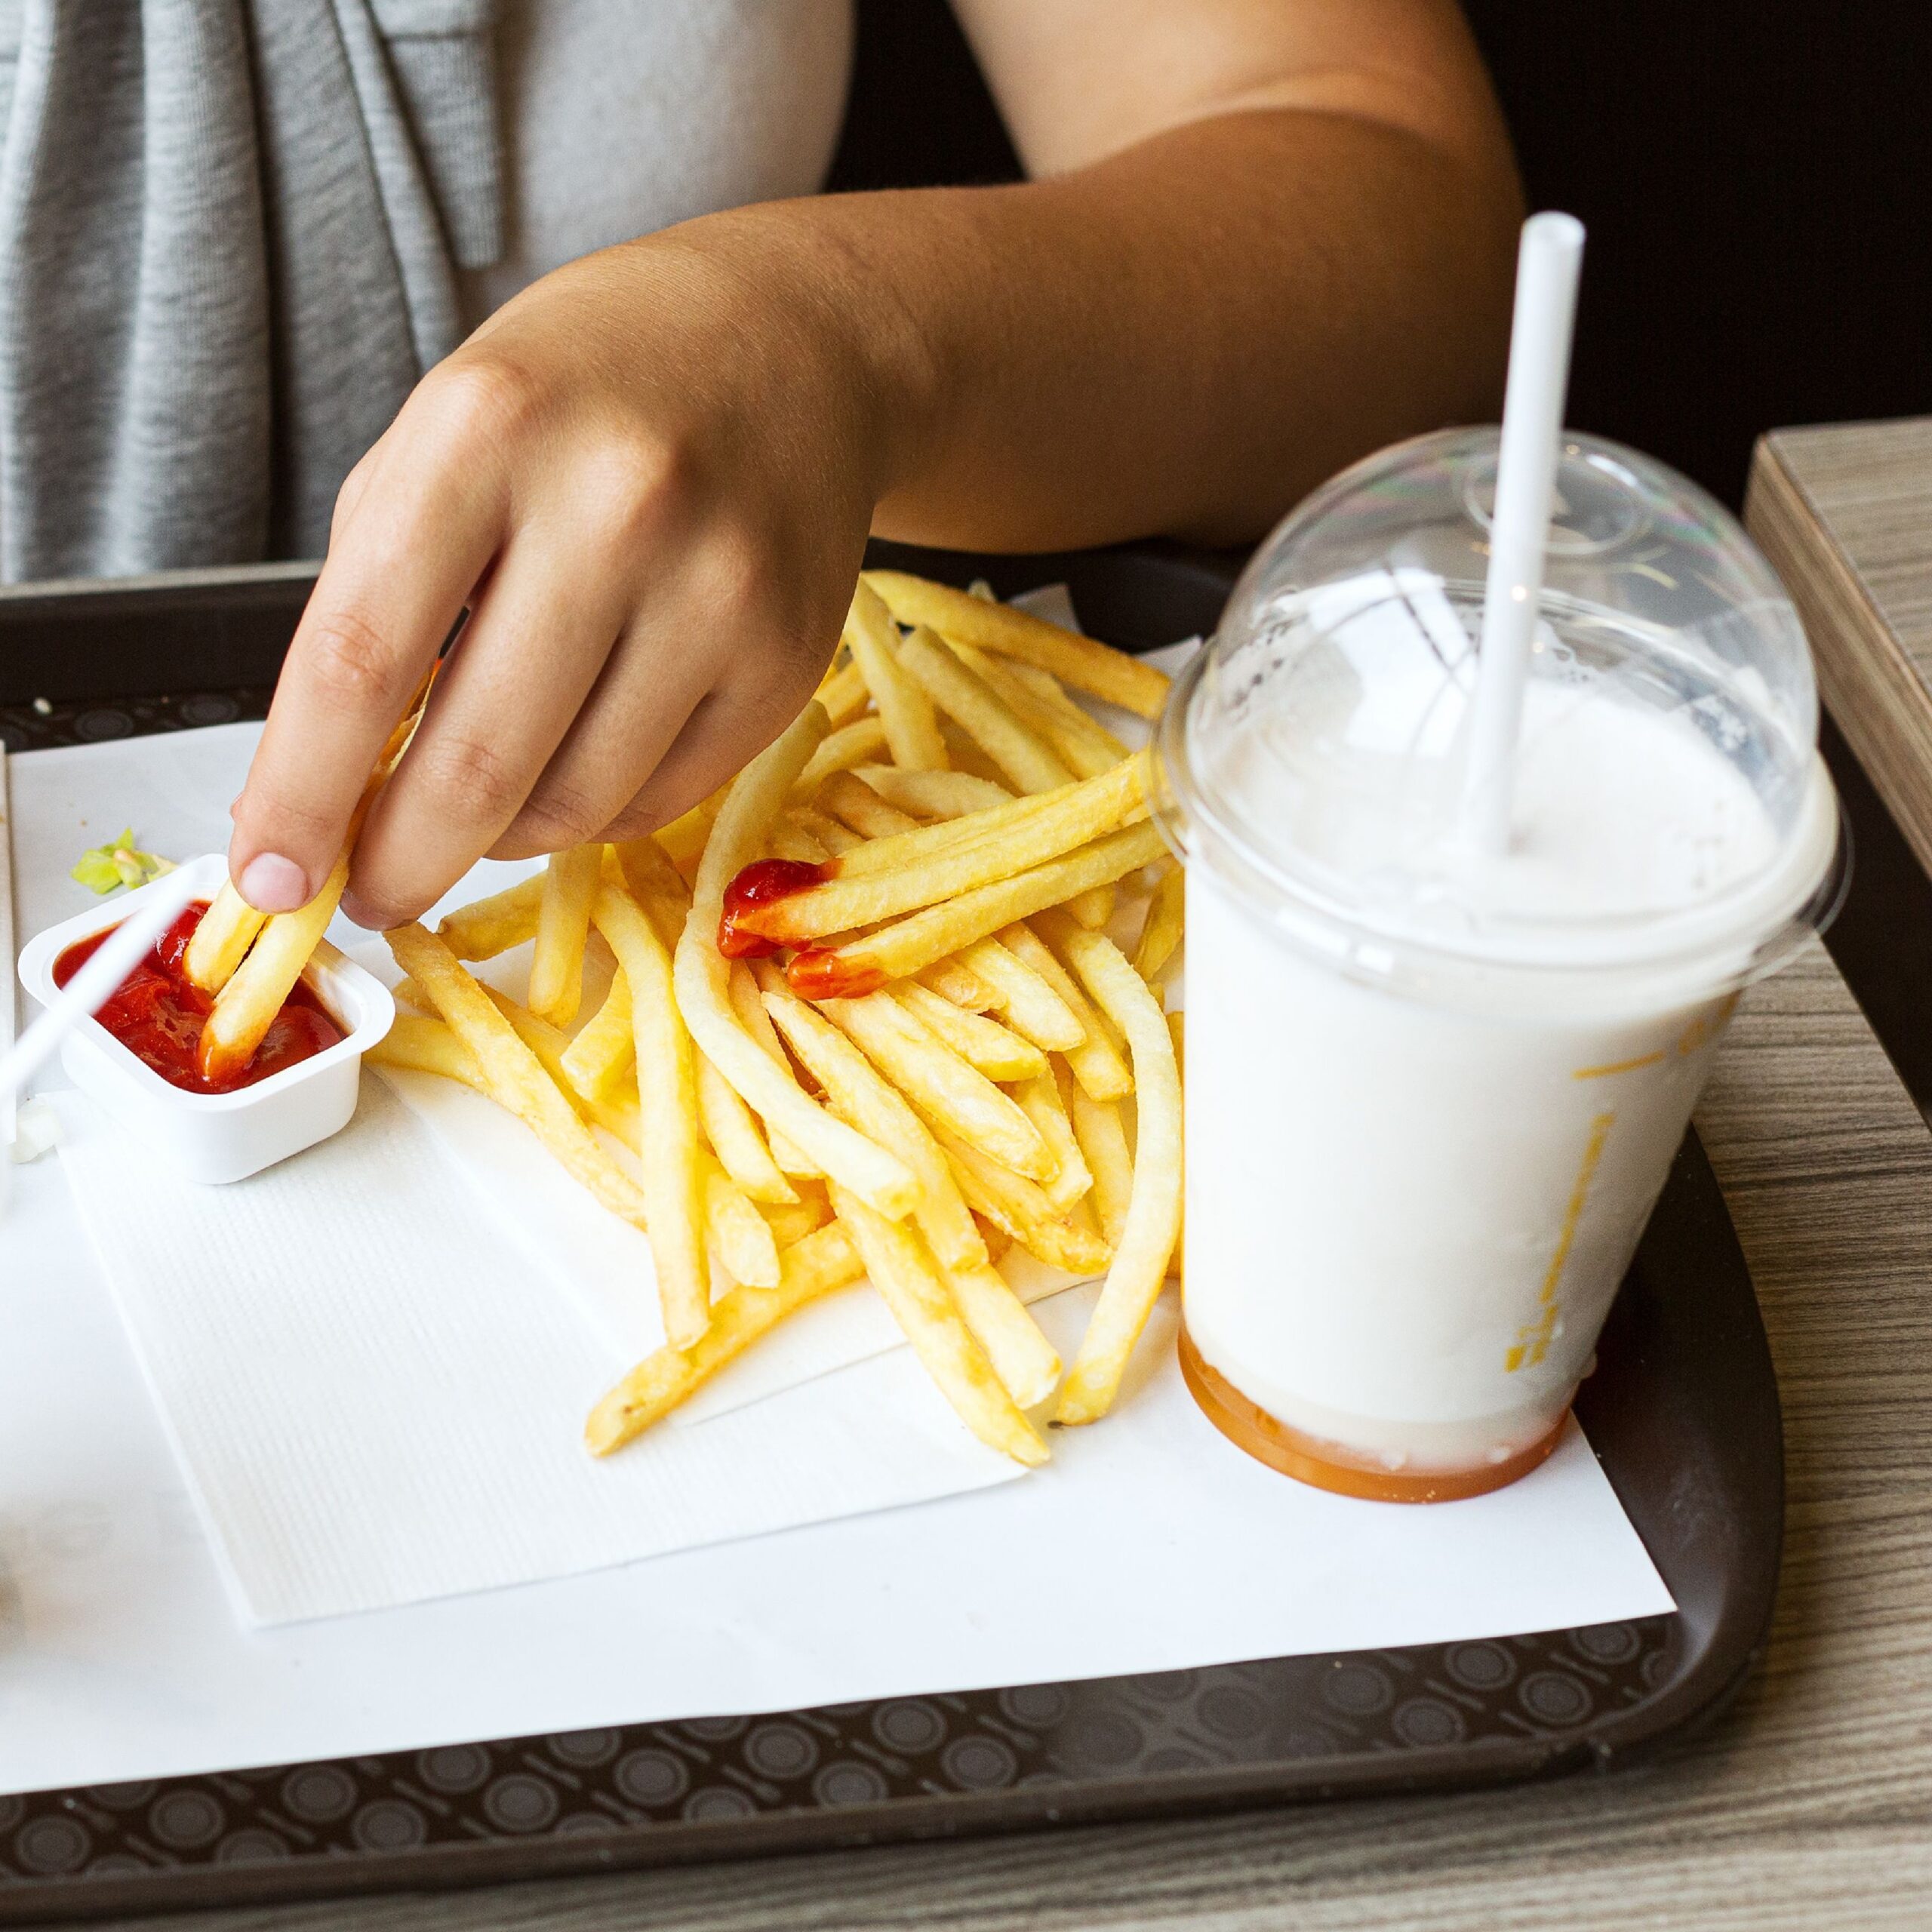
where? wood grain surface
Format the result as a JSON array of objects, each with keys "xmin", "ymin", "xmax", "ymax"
[
  {"xmin": 63, "ymin": 947, "xmax": 1932, "ymax": 1930},
  {"xmin": 1749, "ymin": 417, "xmax": 1932, "ymax": 875}
]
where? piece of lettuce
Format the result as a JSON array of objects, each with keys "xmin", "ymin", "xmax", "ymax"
[{"xmin": 71, "ymin": 829, "xmax": 176, "ymax": 894}]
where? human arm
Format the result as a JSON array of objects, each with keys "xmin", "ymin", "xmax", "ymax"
[{"xmin": 227, "ymin": 0, "xmax": 1520, "ymax": 928}]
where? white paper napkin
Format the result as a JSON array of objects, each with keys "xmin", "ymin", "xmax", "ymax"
[{"xmin": 55, "ymin": 1077, "xmax": 1023, "ymax": 1626}]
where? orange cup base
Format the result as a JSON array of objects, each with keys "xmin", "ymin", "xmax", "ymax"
[{"xmin": 1178, "ymin": 1327, "xmax": 1569, "ymax": 1503}]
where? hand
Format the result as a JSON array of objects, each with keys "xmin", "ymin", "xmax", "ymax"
[{"xmin": 227, "ymin": 218, "xmax": 899, "ymax": 928}]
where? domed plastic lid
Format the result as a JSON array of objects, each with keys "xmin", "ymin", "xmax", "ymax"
[{"xmin": 1156, "ymin": 428, "xmax": 1841, "ymax": 998}]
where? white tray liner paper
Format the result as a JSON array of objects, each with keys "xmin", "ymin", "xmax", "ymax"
[{"xmin": 0, "ymin": 619, "xmax": 1672, "ymax": 1796}]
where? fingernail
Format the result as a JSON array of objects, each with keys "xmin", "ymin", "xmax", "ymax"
[{"xmin": 237, "ymin": 853, "xmax": 311, "ymax": 913}]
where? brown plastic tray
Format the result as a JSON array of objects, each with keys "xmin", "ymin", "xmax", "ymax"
[{"xmin": 0, "ymin": 546, "xmax": 1782, "ymax": 1923}]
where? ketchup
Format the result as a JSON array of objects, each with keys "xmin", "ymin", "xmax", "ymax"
[
  {"xmin": 783, "ymin": 949, "xmax": 886, "ymax": 1001},
  {"xmin": 718, "ymin": 857, "xmax": 828, "ymax": 959},
  {"xmin": 53, "ymin": 902, "xmax": 343, "ymax": 1095}
]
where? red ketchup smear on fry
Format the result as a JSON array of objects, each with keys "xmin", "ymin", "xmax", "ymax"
[
  {"xmin": 718, "ymin": 858, "xmax": 829, "ymax": 959},
  {"xmin": 784, "ymin": 949, "xmax": 887, "ymax": 1001},
  {"xmin": 53, "ymin": 903, "xmax": 343, "ymax": 1095}
]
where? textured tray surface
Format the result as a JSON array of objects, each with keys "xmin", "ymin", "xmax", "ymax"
[{"xmin": 0, "ymin": 548, "xmax": 1780, "ymax": 1924}]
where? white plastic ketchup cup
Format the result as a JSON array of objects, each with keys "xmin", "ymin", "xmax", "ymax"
[{"xmin": 1154, "ymin": 430, "xmax": 1843, "ymax": 1501}]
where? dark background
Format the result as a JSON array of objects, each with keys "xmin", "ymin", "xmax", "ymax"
[{"xmin": 826, "ymin": 0, "xmax": 1932, "ymax": 510}]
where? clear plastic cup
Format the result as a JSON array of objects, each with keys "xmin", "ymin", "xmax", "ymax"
[{"xmin": 1155, "ymin": 429, "xmax": 1843, "ymax": 1502}]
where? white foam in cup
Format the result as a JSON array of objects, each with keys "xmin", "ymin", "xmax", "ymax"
[{"xmin": 1155, "ymin": 429, "xmax": 1842, "ymax": 1501}]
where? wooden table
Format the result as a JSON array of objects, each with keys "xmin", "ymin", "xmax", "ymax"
[{"xmin": 79, "ymin": 441, "xmax": 1932, "ymax": 1930}]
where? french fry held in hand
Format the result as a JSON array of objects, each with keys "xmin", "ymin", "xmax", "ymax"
[{"xmin": 180, "ymin": 884, "xmax": 266, "ymax": 995}]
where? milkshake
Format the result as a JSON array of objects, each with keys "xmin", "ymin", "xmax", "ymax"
[{"xmin": 1156, "ymin": 429, "xmax": 1841, "ymax": 1500}]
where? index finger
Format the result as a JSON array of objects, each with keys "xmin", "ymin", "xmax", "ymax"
[{"xmin": 226, "ymin": 431, "xmax": 506, "ymax": 912}]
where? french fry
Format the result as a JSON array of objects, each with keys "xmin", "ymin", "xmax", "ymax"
[
  {"xmin": 728, "ymin": 961, "xmax": 822, "ymax": 1177},
  {"xmin": 822, "ymin": 992, "xmax": 1054, "ymax": 1180},
  {"xmin": 767, "ymin": 818, "xmax": 830, "ymax": 865},
  {"xmin": 560, "ymin": 963, "xmax": 635, "ymax": 1102},
  {"xmin": 760, "ymin": 975, "xmax": 985, "ymax": 1272},
  {"xmin": 939, "ymin": 717, "xmax": 1015, "ymax": 789},
  {"xmin": 367, "ymin": 1011, "xmax": 487, "ymax": 1092},
  {"xmin": 816, "ymin": 770, "xmax": 920, "ymax": 841},
  {"xmin": 731, "ymin": 755, "xmax": 1148, "ymax": 945},
  {"xmin": 814, "ymin": 655, "xmax": 871, "ymax": 728},
  {"xmin": 586, "ymin": 1221, "xmax": 866, "ymax": 1454},
  {"xmin": 592, "ymin": 865, "xmax": 711, "ymax": 1347},
  {"xmin": 194, "ymin": 673, "xmax": 435, "ymax": 1008},
  {"xmin": 198, "ymin": 848, "xmax": 351, "ymax": 1080},
  {"xmin": 921, "ymin": 954, "xmax": 1002, "ymax": 1013},
  {"xmin": 1168, "ymin": 1008, "xmax": 1185, "ymax": 1283},
  {"xmin": 1052, "ymin": 931, "xmax": 1184, "ymax": 1424},
  {"xmin": 1066, "ymin": 883, "xmax": 1116, "ymax": 930},
  {"xmin": 934, "ymin": 1124, "xmax": 1113, "ymax": 1275},
  {"xmin": 854, "ymin": 764, "xmax": 1012, "ymax": 820},
  {"xmin": 654, "ymin": 791, "xmax": 724, "ymax": 876},
  {"xmin": 834, "ymin": 755, "xmax": 1145, "ymax": 882},
  {"xmin": 1013, "ymin": 1069, "xmax": 1092, "ymax": 1215},
  {"xmin": 758, "ymin": 1187, "xmax": 834, "ymax": 1249},
  {"xmin": 956, "ymin": 938, "xmax": 1082, "ymax": 1047},
  {"xmin": 1069, "ymin": 1075, "xmax": 1134, "ymax": 1251},
  {"xmin": 387, "ymin": 924, "xmax": 645, "ymax": 1226},
  {"xmin": 789, "ymin": 716, "xmax": 890, "ymax": 799},
  {"xmin": 529, "ymin": 844, "xmax": 603, "ymax": 1025},
  {"xmin": 974, "ymin": 650, "xmax": 1131, "ymax": 776},
  {"xmin": 939, "ymin": 1258, "xmax": 1062, "ymax": 1410},
  {"xmin": 940, "ymin": 634, "xmax": 1124, "ymax": 783},
  {"xmin": 829, "ymin": 1187, "xmax": 1047, "ymax": 1466},
  {"xmin": 893, "ymin": 982, "xmax": 1048, "ymax": 1081},
  {"xmin": 698, "ymin": 1053, "xmax": 795, "ymax": 1205},
  {"xmin": 863, "ymin": 569, "xmax": 1171, "ymax": 718},
  {"xmin": 784, "ymin": 820, "xmax": 1166, "ymax": 1001},
  {"xmin": 181, "ymin": 882, "xmax": 266, "ymax": 994},
  {"xmin": 436, "ymin": 873, "xmax": 546, "ymax": 961},
  {"xmin": 703, "ymin": 1157, "xmax": 782, "ymax": 1289},
  {"xmin": 1005, "ymin": 917, "xmax": 1134, "ymax": 1101},
  {"xmin": 844, "ymin": 579, "xmax": 947, "ymax": 770},
  {"xmin": 614, "ymin": 835, "xmax": 694, "ymax": 940},
  {"xmin": 478, "ymin": 983, "xmax": 645, "ymax": 1146},
  {"xmin": 1134, "ymin": 863, "xmax": 1185, "ymax": 982},
  {"xmin": 792, "ymin": 804, "xmax": 860, "ymax": 855},
  {"xmin": 897, "ymin": 626, "xmax": 1073, "ymax": 795},
  {"xmin": 673, "ymin": 701, "xmax": 919, "ymax": 1218}
]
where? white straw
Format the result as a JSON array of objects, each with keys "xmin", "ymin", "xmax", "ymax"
[
  {"xmin": 0, "ymin": 867, "xmax": 203, "ymax": 1112},
  {"xmin": 1461, "ymin": 211, "xmax": 1586, "ymax": 854}
]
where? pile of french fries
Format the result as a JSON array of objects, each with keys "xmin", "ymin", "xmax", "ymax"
[{"xmin": 368, "ymin": 572, "xmax": 1187, "ymax": 1466}]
